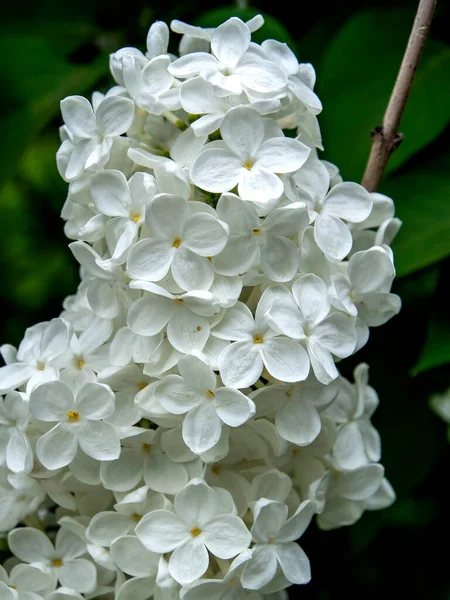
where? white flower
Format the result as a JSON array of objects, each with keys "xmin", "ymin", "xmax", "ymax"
[
  {"xmin": 57, "ymin": 95, "xmax": 135, "ymax": 181},
  {"xmin": 191, "ymin": 106, "xmax": 310, "ymax": 209},
  {"xmin": 267, "ymin": 275, "xmax": 357, "ymax": 384},
  {"xmin": 90, "ymin": 170, "xmax": 157, "ymax": 262},
  {"xmin": 99, "ymin": 428, "xmax": 189, "ymax": 493},
  {"xmin": 213, "ymin": 194, "xmax": 308, "ymax": 282},
  {"xmin": 169, "ymin": 18, "xmax": 287, "ymax": 96},
  {"xmin": 0, "ymin": 563, "xmax": 55, "ymax": 599},
  {"xmin": 127, "ymin": 282, "xmax": 219, "ymax": 354},
  {"xmin": 212, "ymin": 287, "xmax": 310, "ymax": 388},
  {"xmin": 127, "ymin": 194, "xmax": 229, "ymax": 291},
  {"xmin": 241, "ymin": 499, "xmax": 314, "ymax": 589},
  {"xmin": 294, "ymin": 156, "xmax": 373, "ymax": 261},
  {"xmin": 330, "ymin": 246, "xmax": 401, "ymax": 326},
  {"xmin": 8, "ymin": 526, "xmax": 97, "ymax": 593},
  {"xmin": 86, "ymin": 486, "xmax": 166, "ymax": 546},
  {"xmin": 324, "ymin": 364, "xmax": 381, "ymax": 470},
  {"xmin": 0, "ymin": 391, "xmax": 33, "ymax": 473},
  {"xmin": 0, "ymin": 319, "xmax": 71, "ymax": 395},
  {"xmin": 29, "ymin": 380, "xmax": 120, "ymax": 469},
  {"xmin": 135, "ymin": 478, "xmax": 251, "ymax": 585},
  {"xmin": 182, "ymin": 550, "xmax": 254, "ymax": 600},
  {"xmin": 155, "ymin": 355, "xmax": 256, "ymax": 454}
]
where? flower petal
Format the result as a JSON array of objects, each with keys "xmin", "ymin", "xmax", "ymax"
[
  {"xmin": 36, "ymin": 423, "xmax": 78, "ymax": 470},
  {"xmin": 169, "ymin": 538, "xmax": 209, "ymax": 585},
  {"xmin": 182, "ymin": 401, "xmax": 222, "ymax": 454},
  {"xmin": 78, "ymin": 421, "xmax": 120, "ymax": 461},
  {"xmin": 218, "ymin": 342, "xmax": 262, "ymax": 388},
  {"xmin": 261, "ymin": 337, "xmax": 310, "ymax": 383}
]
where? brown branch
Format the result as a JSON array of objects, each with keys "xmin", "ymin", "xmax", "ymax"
[{"xmin": 361, "ymin": 0, "xmax": 437, "ymax": 192}]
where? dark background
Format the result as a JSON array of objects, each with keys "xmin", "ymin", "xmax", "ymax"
[{"xmin": 1, "ymin": 0, "xmax": 450, "ymax": 597}]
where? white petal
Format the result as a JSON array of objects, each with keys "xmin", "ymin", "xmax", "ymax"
[
  {"xmin": 168, "ymin": 53, "xmax": 218, "ymax": 78},
  {"xmin": 141, "ymin": 55, "xmax": 173, "ymax": 95},
  {"xmin": 292, "ymin": 273, "xmax": 330, "ymax": 326},
  {"xmin": 218, "ymin": 342, "xmax": 262, "ymax": 388},
  {"xmin": 86, "ymin": 511, "xmax": 132, "ymax": 546},
  {"xmin": 127, "ymin": 295, "xmax": 172, "ymax": 336},
  {"xmin": 156, "ymin": 374, "xmax": 199, "ymax": 414},
  {"xmin": 111, "ymin": 535, "xmax": 159, "ymax": 577},
  {"xmin": 183, "ymin": 213, "xmax": 229, "ymax": 256},
  {"xmin": 96, "ymin": 96, "xmax": 135, "ymax": 137},
  {"xmin": 278, "ymin": 499, "xmax": 315, "ymax": 542},
  {"xmin": 59, "ymin": 559, "xmax": 96, "ymax": 593},
  {"xmin": 127, "ymin": 238, "xmax": 174, "ymax": 282},
  {"xmin": 238, "ymin": 59, "xmax": 287, "ymax": 93},
  {"xmin": 36, "ymin": 423, "xmax": 78, "ymax": 469},
  {"xmin": 203, "ymin": 514, "xmax": 251, "ymax": 558},
  {"xmin": 260, "ymin": 236, "xmax": 299, "ymax": 282},
  {"xmin": 214, "ymin": 387, "xmax": 255, "ymax": 427},
  {"xmin": 8, "ymin": 527, "xmax": 54, "ymax": 563},
  {"xmin": 324, "ymin": 182, "xmax": 372, "ymax": 222},
  {"xmin": 307, "ymin": 339, "xmax": 338, "ymax": 385},
  {"xmin": 276, "ymin": 542, "xmax": 311, "ymax": 584},
  {"xmin": 167, "ymin": 310, "xmax": 209, "ymax": 353},
  {"xmin": 90, "ymin": 170, "xmax": 130, "ymax": 217},
  {"xmin": 147, "ymin": 193, "xmax": 187, "ymax": 240},
  {"xmin": 212, "ymin": 235, "xmax": 257, "ymax": 276},
  {"xmin": 180, "ymin": 77, "xmax": 225, "ymax": 115},
  {"xmin": 78, "ymin": 421, "xmax": 120, "ymax": 461},
  {"xmin": 87, "ymin": 279, "xmax": 119, "ymax": 319},
  {"xmin": 75, "ymin": 382, "xmax": 115, "ymax": 419},
  {"xmin": 144, "ymin": 450, "xmax": 189, "ymax": 494},
  {"xmin": 314, "ymin": 213, "xmax": 352, "ymax": 262},
  {"xmin": 60, "ymin": 96, "xmax": 97, "ymax": 138},
  {"xmin": 211, "ymin": 301, "xmax": 254, "ymax": 341},
  {"xmin": 239, "ymin": 166, "xmax": 283, "ymax": 203},
  {"xmin": 211, "ymin": 18, "xmax": 250, "ymax": 68},
  {"xmin": 191, "ymin": 148, "xmax": 242, "ymax": 193},
  {"xmin": 171, "ymin": 248, "xmax": 214, "ymax": 291},
  {"xmin": 40, "ymin": 318, "xmax": 71, "ymax": 361},
  {"xmin": 313, "ymin": 313, "xmax": 356, "ymax": 358},
  {"xmin": 261, "ymin": 337, "xmax": 310, "ymax": 383},
  {"xmin": 135, "ymin": 510, "xmax": 189, "ymax": 552},
  {"xmin": 348, "ymin": 247, "xmax": 395, "ymax": 294},
  {"xmin": 333, "ymin": 422, "xmax": 368, "ymax": 470},
  {"xmin": 169, "ymin": 538, "xmax": 209, "ymax": 585},
  {"xmin": 220, "ymin": 106, "xmax": 264, "ymax": 161},
  {"xmin": 241, "ymin": 545, "xmax": 277, "ymax": 590},
  {"xmin": 257, "ymin": 137, "xmax": 310, "ymax": 173},
  {"xmin": 178, "ymin": 354, "xmax": 217, "ymax": 393},
  {"xmin": 336, "ymin": 464, "xmax": 385, "ymax": 501},
  {"xmin": 276, "ymin": 398, "xmax": 321, "ymax": 445},
  {"xmin": 100, "ymin": 448, "xmax": 143, "ymax": 492},
  {"xmin": 7, "ymin": 430, "xmax": 32, "ymax": 473},
  {"xmin": 182, "ymin": 401, "xmax": 222, "ymax": 454},
  {"xmin": 30, "ymin": 380, "xmax": 74, "ymax": 421},
  {"xmin": 174, "ymin": 479, "xmax": 222, "ymax": 526},
  {"xmin": 0, "ymin": 363, "xmax": 36, "ymax": 394}
]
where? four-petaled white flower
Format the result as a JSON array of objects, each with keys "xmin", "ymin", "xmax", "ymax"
[
  {"xmin": 29, "ymin": 380, "xmax": 120, "ymax": 469},
  {"xmin": 135, "ymin": 478, "xmax": 251, "ymax": 585},
  {"xmin": 155, "ymin": 355, "xmax": 256, "ymax": 453},
  {"xmin": 191, "ymin": 106, "xmax": 310, "ymax": 210},
  {"xmin": 58, "ymin": 94, "xmax": 135, "ymax": 181}
]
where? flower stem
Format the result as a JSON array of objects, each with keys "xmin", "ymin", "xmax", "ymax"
[{"xmin": 361, "ymin": 0, "xmax": 437, "ymax": 192}]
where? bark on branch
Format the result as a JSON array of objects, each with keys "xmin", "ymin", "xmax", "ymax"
[{"xmin": 361, "ymin": 0, "xmax": 437, "ymax": 192}]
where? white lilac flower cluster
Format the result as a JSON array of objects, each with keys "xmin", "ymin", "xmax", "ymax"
[{"xmin": 0, "ymin": 15, "xmax": 401, "ymax": 600}]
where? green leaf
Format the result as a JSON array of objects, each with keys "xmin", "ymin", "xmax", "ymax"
[
  {"xmin": 195, "ymin": 6, "xmax": 296, "ymax": 49},
  {"xmin": 412, "ymin": 316, "xmax": 450, "ymax": 375},
  {"xmin": 317, "ymin": 9, "xmax": 450, "ymax": 182},
  {"xmin": 382, "ymin": 153, "xmax": 450, "ymax": 277}
]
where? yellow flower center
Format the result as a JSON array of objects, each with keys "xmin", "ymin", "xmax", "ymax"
[
  {"xmin": 132, "ymin": 214, "xmax": 141, "ymax": 223},
  {"xmin": 132, "ymin": 513, "xmax": 142, "ymax": 521},
  {"xmin": 142, "ymin": 443, "xmax": 151, "ymax": 453},
  {"xmin": 67, "ymin": 410, "xmax": 80, "ymax": 422},
  {"xmin": 138, "ymin": 382, "xmax": 148, "ymax": 391},
  {"xmin": 36, "ymin": 360, "xmax": 45, "ymax": 371},
  {"xmin": 173, "ymin": 237, "xmax": 182, "ymax": 248},
  {"xmin": 190, "ymin": 526, "xmax": 202, "ymax": 537},
  {"xmin": 253, "ymin": 334, "xmax": 263, "ymax": 344},
  {"xmin": 243, "ymin": 160, "xmax": 254, "ymax": 170},
  {"xmin": 206, "ymin": 389, "xmax": 215, "ymax": 399},
  {"xmin": 52, "ymin": 559, "xmax": 63, "ymax": 567},
  {"xmin": 252, "ymin": 228, "xmax": 262, "ymax": 235}
]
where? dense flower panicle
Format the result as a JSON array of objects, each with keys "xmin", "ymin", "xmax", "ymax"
[{"xmin": 0, "ymin": 15, "xmax": 401, "ymax": 599}]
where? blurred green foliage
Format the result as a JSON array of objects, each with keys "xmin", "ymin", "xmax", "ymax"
[{"xmin": 1, "ymin": 0, "xmax": 450, "ymax": 597}]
